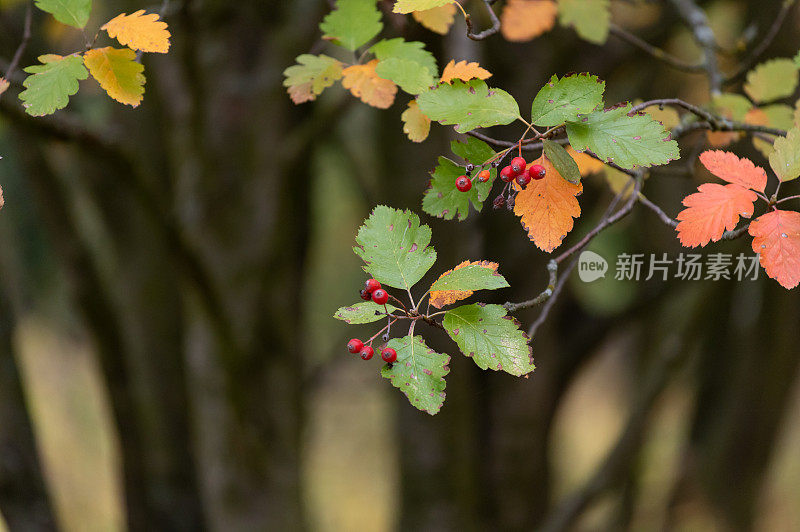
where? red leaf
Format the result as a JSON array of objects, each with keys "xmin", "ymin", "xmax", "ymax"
[
  {"xmin": 698, "ymin": 150, "xmax": 768, "ymax": 192},
  {"xmin": 676, "ymin": 183, "xmax": 757, "ymax": 247},
  {"xmin": 749, "ymin": 210, "xmax": 800, "ymax": 289}
]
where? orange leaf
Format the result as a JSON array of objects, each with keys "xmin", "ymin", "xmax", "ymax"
[
  {"xmin": 102, "ymin": 10, "xmax": 170, "ymax": 54},
  {"xmin": 698, "ymin": 150, "xmax": 767, "ymax": 192},
  {"xmin": 501, "ymin": 0, "xmax": 558, "ymax": 42},
  {"xmin": 566, "ymin": 146, "xmax": 604, "ymax": 176},
  {"xmin": 412, "ymin": 4, "xmax": 456, "ymax": 34},
  {"xmin": 706, "ymin": 131, "xmax": 740, "ymax": 147},
  {"xmin": 287, "ymin": 81, "xmax": 315, "ymax": 104},
  {"xmin": 514, "ymin": 156, "xmax": 583, "ymax": 252},
  {"xmin": 749, "ymin": 210, "xmax": 800, "ymax": 289},
  {"xmin": 341, "ymin": 60, "xmax": 397, "ymax": 109},
  {"xmin": 429, "ymin": 260, "xmax": 500, "ymax": 309},
  {"xmin": 0, "ymin": 184, "xmax": 4, "ymax": 210},
  {"xmin": 440, "ymin": 60, "xmax": 492, "ymax": 84},
  {"xmin": 0, "ymin": 77, "xmax": 9, "ymax": 96},
  {"xmin": 676, "ymin": 183, "xmax": 757, "ymax": 247}
]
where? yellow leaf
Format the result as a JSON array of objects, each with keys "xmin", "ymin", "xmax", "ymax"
[
  {"xmin": 341, "ymin": 60, "xmax": 397, "ymax": 109},
  {"xmin": 412, "ymin": 4, "xmax": 456, "ymax": 34},
  {"xmin": 429, "ymin": 260, "xmax": 499, "ymax": 308},
  {"xmin": 501, "ymin": 0, "xmax": 558, "ymax": 42},
  {"xmin": 401, "ymin": 100, "xmax": 431, "ymax": 142},
  {"xmin": 84, "ymin": 47, "xmax": 145, "ymax": 107},
  {"xmin": 514, "ymin": 156, "xmax": 582, "ymax": 252},
  {"xmin": 566, "ymin": 146, "xmax": 604, "ymax": 176},
  {"xmin": 102, "ymin": 10, "xmax": 171, "ymax": 54},
  {"xmin": 0, "ymin": 77, "xmax": 9, "ymax": 95},
  {"xmin": 440, "ymin": 60, "xmax": 492, "ymax": 84}
]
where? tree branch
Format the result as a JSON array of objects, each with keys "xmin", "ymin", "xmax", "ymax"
[
  {"xmin": 609, "ymin": 23, "xmax": 705, "ymax": 73},
  {"xmin": 464, "ymin": 0, "xmax": 501, "ymax": 41},
  {"xmin": 0, "ymin": 1, "xmax": 32, "ymax": 101},
  {"xmin": 669, "ymin": 0, "xmax": 723, "ymax": 94}
]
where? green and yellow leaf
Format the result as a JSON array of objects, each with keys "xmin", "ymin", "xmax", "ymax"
[{"xmin": 83, "ymin": 47, "xmax": 145, "ymax": 107}]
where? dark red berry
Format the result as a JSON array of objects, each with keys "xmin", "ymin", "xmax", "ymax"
[
  {"xmin": 455, "ymin": 175, "xmax": 472, "ymax": 192},
  {"xmin": 365, "ymin": 278, "xmax": 381, "ymax": 293},
  {"xmin": 360, "ymin": 346, "xmax": 374, "ymax": 360},
  {"xmin": 347, "ymin": 338, "xmax": 364, "ymax": 354},
  {"xmin": 530, "ymin": 164, "xmax": 546, "ymax": 180},
  {"xmin": 359, "ymin": 289, "xmax": 372, "ymax": 301},
  {"xmin": 500, "ymin": 166, "xmax": 515, "ymax": 182},
  {"xmin": 510, "ymin": 157, "xmax": 527, "ymax": 175},
  {"xmin": 477, "ymin": 169, "xmax": 491, "ymax": 182},
  {"xmin": 381, "ymin": 347, "xmax": 397, "ymax": 363},
  {"xmin": 516, "ymin": 171, "xmax": 531, "ymax": 188},
  {"xmin": 493, "ymin": 195, "xmax": 505, "ymax": 209},
  {"xmin": 371, "ymin": 288, "xmax": 389, "ymax": 305}
]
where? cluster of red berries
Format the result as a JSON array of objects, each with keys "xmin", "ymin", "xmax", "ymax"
[
  {"xmin": 360, "ymin": 277, "xmax": 388, "ymax": 305},
  {"xmin": 347, "ymin": 338, "xmax": 397, "ymax": 363},
  {"xmin": 500, "ymin": 157, "xmax": 546, "ymax": 189},
  {"xmin": 455, "ymin": 166, "xmax": 492, "ymax": 192}
]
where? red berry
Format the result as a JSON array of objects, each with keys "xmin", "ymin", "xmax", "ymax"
[
  {"xmin": 365, "ymin": 278, "xmax": 381, "ymax": 293},
  {"xmin": 500, "ymin": 166, "xmax": 515, "ymax": 182},
  {"xmin": 477, "ymin": 169, "xmax": 491, "ymax": 183},
  {"xmin": 516, "ymin": 171, "xmax": 531, "ymax": 188},
  {"xmin": 359, "ymin": 289, "xmax": 372, "ymax": 301},
  {"xmin": 493, "ymin": 195, "xmax": 505, "ymax": 209},
  {"xmin": 360, "ymin": 346, "xmax": 374, "ymax": 360},
  {"xmin": 530, "ymin": 164, "xmax": 546, "ymax": 180},
  {"xmin": 381, "ymin": 347, "xmax": 397, "ymax": 363},
  {"xmin": 371, "ymin": 288, "xmax": 389, "ymax": 305},
  {"xmin": 455, "ymin": 175, "xmax": 472, "ymax": 192},
  {"xmin": 510, "ymin": 157, "xmax": 527, "ymax": 175},
  {"xmin": 347, "ymin": 338, "xmax": 364, "ymax": 354}
]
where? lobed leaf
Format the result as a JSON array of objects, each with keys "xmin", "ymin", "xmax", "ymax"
[
  {"xmin": 371, "ymin": 38, "xmax": 437, "ymax": 78},
  {"xmin": 374, "ymin": 57, "xmax": 435, "ymax": 95},
  {"xmin": 283, "ymin": 54, "xmax": 343, "ymax": 104},
  {"xmin": 101, "ymin": 10, "xmax": 170, "ymax": 53},
  {"xmin": 530, "ymin": 73, "xmax": 605, "ymax": 127},
  {"xmin": 542, "ymin": 139, "xmax": 581, "ymax": 183},
  {"xmin": 565, "ymin": 104, "xmax": 679, "ymax": 170},
  {"xmin": 676, "ymin": 183, "xmax": 757, "ymax": 248},
  {"xmin": 770, "ymin": 128, "xmax": 800, "ymax": 182},
  {"xmin": 749, "ymin": 210, "xmax": 800, "ymax": 289},
  {"xmin": 19, "ymin": 54, "xmax": 87, "ymax": 116},
  {"xmin": 342, "ymin": 60, "xmax": 398, "ymax": 109},
  {"xmin": 401, "ymin": 100, "xmax": 431, "ymax": 142},
  {"xmin": 443, "ymin": 303, "xmax": 535, "ymax": 377},
  {"xmin": 698, "ymin": 150, "xmax": 767, "ymax": 192},
  {"xmin": 440, "ymin": 60, "xmax": 492, "ymax": 84},
  {"xmin": 514, "ymin": 155, "xmax": 583, "ymax": 252},
  {"xmin": 417, "ymin": 79, "xmax": 520, "ymax": 133},
  {"xmin": 34, "ymin": 0, "xmax": 91, "ymax": 28},
  {"xmin": 429, "ymin": 261, "xmax": 509, "ymax": 309},
  {"xmin": 411, "ymin": 4, "xmax": 456, "ymax": 34},
  {"xmin": 557, "ymin": 0, "xmax": 610, "ymax": 44},
  {"xmin": 83, "ymin": 47, "xmax": 145, "ymax": 107},
  {"xmin": 320, "ymin": 0, "xmax": 383, "ymax": 51},
  {"xmin": 334, "ymin": 301, "xmax": 398, "ymax": 324},
  {"xmin": 354, "ymin": 205, "xmax": 437, "ymax": 291},
  {"xmin": 744, "ymin": 59, "xmax": 798, "ymax": 104},
  {"xmin": 501, "ymin": 0, "xmax": 558, "ymax": 42},
  {"xmin": 381, "ymin": 335, "xmax": 449, "ymax": 415}
]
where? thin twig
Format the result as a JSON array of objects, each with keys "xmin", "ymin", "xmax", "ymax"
[
  {"xmin": 609, "ymin": 23, "xmax": 704, "ymax": 73},
  {"xmin": 669, "ymin": 0, "xmax": 723, "ymax": 94},
  {"xmin": 629, "ymin": 98, "xmax": 720, "ymax": 126},
  {"xmin": 464, "ymin": 0, "xmax": 501, "ymax": 41},
  {"xmin": 1, "ymin": 1, "xmax": 33, "ymax": 101}
]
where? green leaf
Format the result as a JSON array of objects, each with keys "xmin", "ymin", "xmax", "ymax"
[
  {"xmin": 759, "ymin": 104, "xmax": 795, "ymax": 130},
  {"xmin": 282, "ymin": 54, "xmax": 343, "ymax": 101},
  {"xmin": 381, "ymin": 335, "xmax": 449, "ymax": 415},
  {"xmin": 34, "ymin": 0, "xmax": 91, "ymax": 28},
  {"xmin": 393, "ymin": 0, "xmax": 453, "ymax": 14},
  {"xmin": 374, "ymin": 58, "xmax": 434, "ymax": 94},
  {"xmin": 333, "ymin": 301, "xmax": 398, "ymax": 324},
  {"xmin": 354, "ymin": 206, "xmax": 437, "ymax": 291},
  {"xmin": 370, "ymin": 38, "xmax": 437, "ymax": 78},
  {"xmin": 422, "ymin": 138, "xmax": 495, "ymax": 221},
  {"xmin": 565, "ymin": 104, "xmax": 680, "ymax": 169},
  {"xmin": 19, "ymin": 54, "xmax": 87, "ymax": 116},
  {"xmin": 320, "ymin": 0, "xmax": 383, "ymax": 51},
  {"xmin": 744, "ymin": 58, "xmax": 799, "ymax": 104},
  {"xmin": 530, "ymin": 73, "xmax": 605, "ymax": 126},
  {"xmin": 770, "ymin": 127, "xmax": 800, "ymax": 182},
  {"xmin": 557, "ymin": 0, "xmax": 610, "ymax": 44},
  {"xmin": 429, "ymin": 262, "xmax": 509, "ymax": 293},
  {"xmin": 542, "ymin": 139, "xmax": 581, "ymax": 183},
  {"xmin": 443, "ymin": 303, "xmax": 535, "ymax": 377},
  {"xmin": 416, "ymin": 79, "xmax": 521, "ymax": 133}
]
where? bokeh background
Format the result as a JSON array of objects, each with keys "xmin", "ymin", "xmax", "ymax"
[{"xmin": 2, "ymin": 0, "xmax": 800, "ymax": 530}]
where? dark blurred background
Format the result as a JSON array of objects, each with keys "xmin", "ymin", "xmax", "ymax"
[{"xmin": 1, "ymin": 0, "xmax": 800, "ymax": 530}]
